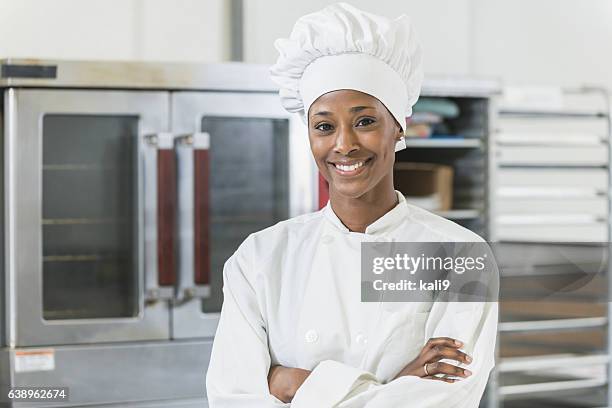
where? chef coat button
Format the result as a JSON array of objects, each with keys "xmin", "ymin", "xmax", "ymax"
[
  {"xmin": 305, "ymin": 329, "xmax": 319, "ymax": 343},
  {"xmin": 355, "ymin": 333, "xmax": 368, "ymax": 345},
  {"xmin": 321, "ymin": 235, "xmax": 334, "ymax": 244}
]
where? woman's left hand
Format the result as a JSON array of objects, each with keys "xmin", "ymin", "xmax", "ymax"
[
  {"xmin": 392, "ymin": 337, "xmax": 472, "ymax": 382},
  {"xmin": 267, "ymin": 365, "xmax": 312, "ymax": 403}
]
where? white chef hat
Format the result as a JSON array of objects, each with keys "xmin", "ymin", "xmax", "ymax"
[{"xmin": 270, "ymin": 2, "xmax": 424, "ymax": 138}]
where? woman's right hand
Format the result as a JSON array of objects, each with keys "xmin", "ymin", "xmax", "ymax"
[
  {"xmin": 267, "ymin": 365, "xmax": 311, "ymax": 403},
  {"xmin": 392, "ymin": 337, "xmax": 473, "ymax": 383}
]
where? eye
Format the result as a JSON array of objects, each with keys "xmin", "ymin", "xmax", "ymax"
[
  {"xmin": 356, "ymin": 117, "xmax": 376, "ymax": 127},
  {"xmin": 314, "ymin": 122, "xmax": 334, "ymax": 132}
]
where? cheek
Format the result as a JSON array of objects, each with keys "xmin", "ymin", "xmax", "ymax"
[
  {"xmin": 308, "ymin": 137, "xmax": 330, "ymax": 168},
  {"xmin": 367, "ymin": 135, "xmax": 395, "ymax": 164},
  {"xmin": 366, "ymin": 137, "xmax": 396, "ymax": 182}
]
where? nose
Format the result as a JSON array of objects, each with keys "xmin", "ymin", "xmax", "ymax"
[{"xmin": 333, "ymin": 126, "xmax": 359, "ymax": 155}]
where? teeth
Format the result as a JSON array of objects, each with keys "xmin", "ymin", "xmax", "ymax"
[{"xmin": 335, "ymin": 161, "xmax": 365, "ymax": 172}]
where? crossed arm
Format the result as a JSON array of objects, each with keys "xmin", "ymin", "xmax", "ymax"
[
  {"xmin": 268, "ymin": 337, "xmax": 474, "ymax": 403},
  {"xmin": 205, "ymin": 241, "xmax": 498, "ymax": 408}
]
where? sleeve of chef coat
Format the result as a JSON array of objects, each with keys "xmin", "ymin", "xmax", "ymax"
[
  {"xmin": 291, "ymin": 240, "xmax": 499, "ymax": 408},
  {"xmin": 205, "ymin": 235, "xmax": 289, "ymax": 408},
  {"xmin": 292, "ymin": 298, "xmax": 498, "ymax": 408}
]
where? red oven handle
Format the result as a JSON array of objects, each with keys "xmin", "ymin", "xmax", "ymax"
[
  {"xmin": 193, "ymin": 149, "xmax": 210, "ymax": 286},
  {"xmin": 157, "ymin": 148, "xmax": 177, "ymax": 286}
]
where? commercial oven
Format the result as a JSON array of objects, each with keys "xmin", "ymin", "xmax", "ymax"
[{"xmin": 0, "ymin": 60, "xmax": 317, "ymax": 407}]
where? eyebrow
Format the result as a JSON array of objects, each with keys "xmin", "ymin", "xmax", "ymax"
[
  {"xmin": 311, "ymin": 106, "xmax": 376, "ymax": 117},
  {"xmin": 349, "ymin": 105, "xmax": 376, "ymax": 113}
]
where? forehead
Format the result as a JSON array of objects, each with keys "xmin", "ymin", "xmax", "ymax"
[{"xmin": 309, "ymin": 89, "xmax": 384, "ymax": 114}]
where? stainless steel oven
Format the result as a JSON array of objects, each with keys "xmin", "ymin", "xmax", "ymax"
[{"xmin": 0, "ymin": 60, "xmax": 317, "ymax": 407}]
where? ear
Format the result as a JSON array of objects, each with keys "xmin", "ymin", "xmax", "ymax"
[
  {"xmin": 394, "ymin": 123, "xmax": 407, "ymax": 152},
  {"xmin": 396, "ymin": 124, "xmax": 404, "ymax": 140}
]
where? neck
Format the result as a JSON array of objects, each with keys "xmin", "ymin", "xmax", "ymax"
[{"xmin": 329, "ymin": 182, "xmax": 398, "ymax": 233}]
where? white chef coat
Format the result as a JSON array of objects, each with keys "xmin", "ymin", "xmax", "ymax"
[{"xmin": 206, "ymin": 191, "xmax": 498, "ymax": 408}]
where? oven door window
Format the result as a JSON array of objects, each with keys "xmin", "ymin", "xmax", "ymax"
[
  {"xmin": 202, "ymin": 117, "xmax": 289, "ymax": 314},
  {"xmin": 42, "ymin": 114, "xmax": 138, "ymax": 320}
]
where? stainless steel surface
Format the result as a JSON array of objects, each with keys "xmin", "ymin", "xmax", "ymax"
[
  {"xmin": 6, "ymin": 89, "xmax": 171, "ymax": 346},
  {"xmin": 499, "ymin": 317, "xmax": 608, "ymax": 332},
  {"xmin": 498, "ymin": 109, "xmax": 608, "ymax": 119},
  {"xmin": 170, "ymin": 91, "xmax": 315, "ymax": 220},
  {"xmin": 0, "ymin": 59, "xmax": 277, "ymax": 91},
  {"xmin": 421, "ymin": 76, "xmax": 501, "ymax": 97},
  {"xmin": 81, "ymin": 400, "xmax": 208, "ymax": 408},
  {"xmin": 175, "ymin": 133, "xmax": 211, "ymax": 302},
  {"xmin": 5, "ymin": 89, "xmax": 17, "ymax": 348},
  {"xmin": 0, "ymin": 340, "xmax": 211, "ymax": 407},
  {"xmin": 143, "ymin": 133, "xmax": 174, "ymax": 301},
  {"xmin": 0, "ymin": 62, "xmax": 505, "ymax": 406},
  {"xmin": 499, "ymin": 354, "xmax": 609, "ymax": 373},
  {"xmin": 603, "ymin": 87, "xmax": 612, "ymax": 408},
  {"xmin": 485, "ymin": 94, "xmax": 500, "ymax": 408},
  {"xmin": 0, "ymin": 347, "xmax": 9, "ymax": 395},
  {"xmin": 500, "ymin": 378, "xmax": 607, "ymax": 397},
  {"xmin": 230, "ymin": 0, "xmax": 244, "ymax": 62},
  {"xmin": 403, "ymin": 138, "xmax": 482, "ymax": 148},
  {"xmin": 170, "ymin": 91, "xmax": 315, "ymax": 339},
  {"xmin": 0, "ymin": 59, "xmax": 501, "ymax": 97},
  {"xmin": 492, "ymin": 87, "xmax": 612, "ymax": 408},
  {"xmin": 0, "ymin": 95, "xmax": 4, "ymax": 348}
]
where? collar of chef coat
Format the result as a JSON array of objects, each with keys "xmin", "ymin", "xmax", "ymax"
[{"xmin": 322, "ymin": 190, "xmax": 408, "ymax": 236}]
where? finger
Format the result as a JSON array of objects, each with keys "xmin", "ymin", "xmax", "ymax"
[
  {"xmin": 423, "ymin": 337, "xmax": 464, "ymax": 350},
  {"xmin": 424, "ymin": 375, "xmax": 457, "ymax": 383},
  {"xmin": 424, "ymin": 346, "xmax": 473, "ymax": 365},
  {"xmin": 425, "ymin": 362, "xmax": 472, "ymax": 378}
]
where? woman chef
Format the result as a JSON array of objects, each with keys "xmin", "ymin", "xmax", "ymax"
[{"xmin": 206, "ymin": 3, "xmax": 498, "ymax": 407}]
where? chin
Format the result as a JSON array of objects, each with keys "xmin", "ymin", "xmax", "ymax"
[{"xmin": 330, "ymin": 181, "xmax": 372, "ymax": 199}]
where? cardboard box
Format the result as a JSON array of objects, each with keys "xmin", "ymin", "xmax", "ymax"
[{"xmin": 394, "ymin": 162, "xmax": 453, "ymax": 211}]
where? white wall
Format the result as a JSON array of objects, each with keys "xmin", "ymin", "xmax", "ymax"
[
  {"xmin": 136, "ymin": 0, "xmax": 229, "ymax": 62},
  {"xmin": 1, "ymin": 0, "xmax": 611, "ymax": 92},
  {"xmin": 0, "ymin": 0, "xmax": 229, "ymax": 62},
  {"xmin": 243, "ymin": 0, "xmax": 474, "ymax": 76},
  {"xmin": 244, "ymin": 0, "xmax": 612, "ymax": 92},
  {"xmin": 471, "ymin": 0, "xmax": 612, "ymax": 92}
]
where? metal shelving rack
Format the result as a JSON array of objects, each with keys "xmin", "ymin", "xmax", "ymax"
[
  {"xmin": 489, "ymin": 87, "xmax": 612, "ymax": 408},
  {"xmin": 394, "ymin": 77, "xmax": 501, "ymax": 404},
  {"xmin": 396, "ymin": 77, "xmax": 500, "ymax": 238}
]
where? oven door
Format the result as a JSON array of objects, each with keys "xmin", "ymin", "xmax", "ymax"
[
  {"xmin": 171, "ymin": 91, "xmax": 316, "ymax": 338},
  {"xmin": 5, "ymin": 89, "xmax": 171, "ymax": 346}
]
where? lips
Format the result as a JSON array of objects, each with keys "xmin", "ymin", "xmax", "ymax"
[{"xmin": 329, "ymin": 158, "xmax": 372, "ymax": 176}]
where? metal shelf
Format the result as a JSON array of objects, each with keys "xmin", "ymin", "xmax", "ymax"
[
  {"xmin": 497, "ymin": 214, "xmax": 606, "ymax": 225},
  {"xmin": 497, "ymin": 186, "xmax": 606, "ymax": 198},
  {"xmin": 499, "ymin": 353, "xmax": 608, "ymax": 373},
  {"xmin": 491, "ymin": 86, "xmax": 612, "ymax": 408},
  {"xmin": 499, "ymin": 317, "xmax": 607, "ymax": 332},
  {"xmin": 499, "ymin": 164, "xmax": 608, "ymax": 169},
  {"xmin": 499, "ymin": 378, "xmax": 606, "ymax": 397},
  {"xmin": 434, "ymin": 209, "xmax": 481, "ymax": 219},
  {"xmin": 496, "ymin": 134, "xmax": 606, "ymax": 147},
  {"xmin": 422, "ymin": 77, "xmax": 501, "ymax": 98},
  {"xmin": 498, "ymin": 257, "xmax": 606, "ymax": 276},
  {"xmin": 500, "ymin": 109, "xmax": 609, "ymax": 119},
  {"xmin": 404, "ymin": 138, "xmax": 482, "ymax": 148}
]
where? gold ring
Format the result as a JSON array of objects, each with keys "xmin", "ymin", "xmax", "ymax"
[{"xmin": 424, "ymin": 363, "xmax": 430, "ymax": 376}]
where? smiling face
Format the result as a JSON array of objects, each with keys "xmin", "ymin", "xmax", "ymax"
[{"xmin": 308, "ymin": 89, "xmax": 403, "ymax": 200}]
